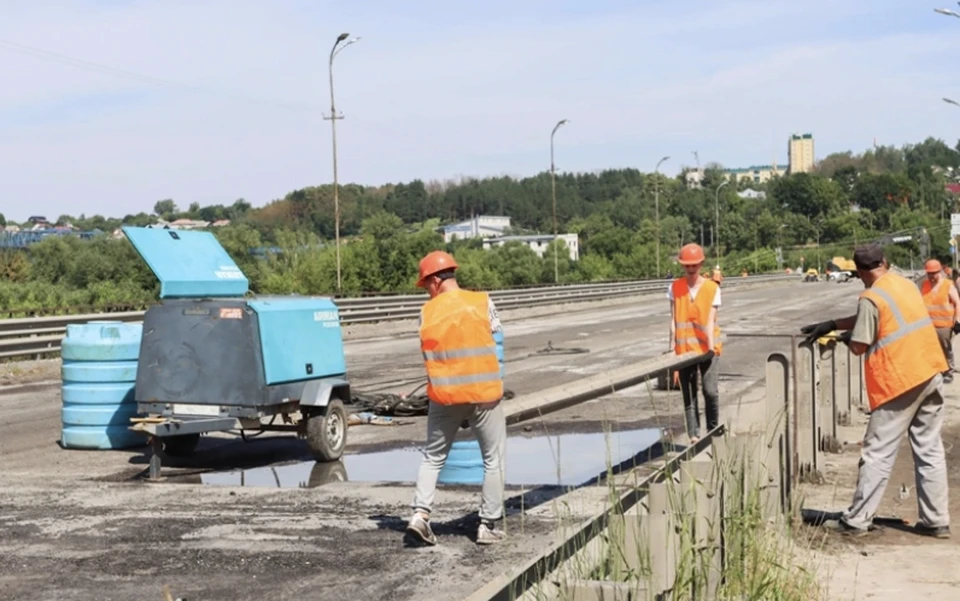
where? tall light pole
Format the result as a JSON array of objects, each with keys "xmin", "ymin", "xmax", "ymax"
[
  {"xmin": 550, "ymin": 119, "xmax": 568, "ymax": 284},
  {"xmin": 714, "ymin": 180, "xmax": 729, "ymax": 267},
  {"xmin": 654, "ymin": 155, "xmax": 670, "ymax": 278},
  {"xmin": 814, "ymin": 216, "xmax": 825, "ymax": 274},
  {"xmin": 935, "ymin": 5, "xmax": 960, "ymax": 18},
  {"xmin": 326, "ymin": 32, "xmax": 360, "ymax": 293}
]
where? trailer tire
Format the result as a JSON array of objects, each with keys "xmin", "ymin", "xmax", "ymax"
[
  {"xmin": 162, "ymin": 433, "xmax": 200, "ymax": 457},
  {"xmin": 305, "ymin": 399, "xmax": 347, "ymax": 462}
]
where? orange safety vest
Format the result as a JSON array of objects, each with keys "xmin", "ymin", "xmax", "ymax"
[
  {"xmin": 419, "ymin": 289, "xmax": 503, "ymax": 405},
  {"xmin": 671, "ymin": 278, "xmax": 722, "ymax": 356},
  {"xmin": 920, "ymin": 278, "xmax": 954, "ymax": 329},
  {"xmin": 861, "ymin": 272, "xmax": 947, "ymax": 411}
]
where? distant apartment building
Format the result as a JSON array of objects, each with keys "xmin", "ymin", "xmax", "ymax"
[
  {"xmin": 683, "ymin": 168, "xmax": 705, "ymax": 189},
  {"xmin": 723, "ymin": 164, "xmax": 784, "ymax": 184},
  {"xmin": 442, "ymin": 215, "xmax": 511, "ymax": 243},
  {"xmin": 482, "ymin": 233, "xmax": 580, "ymax": 261},
  {"xmin": 788, "ymin": 133, "xmax": 815, "ymax": 174}
]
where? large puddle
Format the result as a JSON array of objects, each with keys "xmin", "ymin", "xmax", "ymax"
[{"xmin": 195, "ymin": 427, "xmax": 662, "ymax": 489}]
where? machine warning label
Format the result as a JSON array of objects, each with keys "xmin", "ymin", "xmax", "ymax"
[
  {"xmin": 313, "ymin": 311, "xmax": 339, "ymax": 327},
  {"xmin": 215, "ymin": 265, "xmax": 244, "ymax": 279},
  {"xmin": 219, "ymin": 308, "xmax": 243, "ymax": 319}
]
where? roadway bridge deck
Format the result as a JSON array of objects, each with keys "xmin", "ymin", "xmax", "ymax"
[{"xmin": 0, "ymin": 279, "xmax": 863, "ymax": 601}]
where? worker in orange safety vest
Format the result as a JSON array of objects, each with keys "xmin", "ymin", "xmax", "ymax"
[
  {"xmin": 668, "ymin": 243, "xmax": 722, "ymax": 444},
  {"xmin": 711, "ymin": 265, "xmax": 723, "ymax": 285},
  {"xmin": 920, "ymin": 259, "xmax": 960, "ymax": 383},
  {"xmin": 800, "ymin": 244, "xmax": 950, "ymax": 538},
  {"xmin": 405, "ymin": 250, "xmax": 507, "ymax": 547}
]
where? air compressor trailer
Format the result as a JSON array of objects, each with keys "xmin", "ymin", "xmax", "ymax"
[{"xmin": 122, "ymin": 226, "xmax": 350, "ymax": 478}]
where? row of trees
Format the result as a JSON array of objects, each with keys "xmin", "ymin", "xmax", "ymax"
[{"xmin": 2, "ymin": 136, "xmax": 959, "ymax": 314}]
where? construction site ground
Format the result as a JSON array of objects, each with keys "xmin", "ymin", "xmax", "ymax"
[
  {"xmin": 801, "ymin": 373, "xmax": 960, "ymax": 599},
  {"xmin": 1, "ymin": 278, "xmax": 871, "ymax": 601}
]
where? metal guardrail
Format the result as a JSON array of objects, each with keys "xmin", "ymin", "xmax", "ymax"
[
  {"xmin": 465, "ymin": 334, "xmax": 869, "ymax": 600},
  {"xmin": 0, "ymin": 273, "xmax": 797, "ymax": 361}
]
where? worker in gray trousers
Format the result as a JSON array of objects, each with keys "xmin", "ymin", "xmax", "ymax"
[
  {"xmin": 405, "ymin": 250, "xmax": 507, "ymax": 546},
  {"xmin": 801, "ymin": 245, "xmax": 950, "ymax": 538}
]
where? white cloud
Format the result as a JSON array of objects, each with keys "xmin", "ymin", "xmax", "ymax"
[{"xmin": 0, "ymin": 0, "xmax": 958, "ymax": 220}]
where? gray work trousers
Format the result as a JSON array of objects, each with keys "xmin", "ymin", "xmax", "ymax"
[
  {"xmin": 412, "ymin": 400, "xmax": 507, "ymax": 522},
  {"xmin": 935, "ymin": 327, "xmax": 955, "ymax": 374},
  {"xmin": 678, "ymin": 355, "xmax": 720, "ymax": 439},
  {"xmin": 842, "ymin": 374, "xmax": 950, "ymax": 530}
]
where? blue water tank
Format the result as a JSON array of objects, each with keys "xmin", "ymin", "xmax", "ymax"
[
  {"xmin": 60, "ymin": 321, "xmax": 145, "ymax": 450},
  {"xmin": 438, "ymin": 439, "xmax": 484, "ymax": 485}
]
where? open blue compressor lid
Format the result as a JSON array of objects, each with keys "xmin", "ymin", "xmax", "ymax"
[{"xmin": 122, "ymin": 226, "xmax": 249, "ymax": 299}]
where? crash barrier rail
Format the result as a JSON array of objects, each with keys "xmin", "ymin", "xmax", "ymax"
[
  {"xmin": 0, "ymin": 273, "xmax": 798, "ymax": 361},
  {"xmin": 465, "ymin": 334, "xmax": 865, "ymax": 600}
]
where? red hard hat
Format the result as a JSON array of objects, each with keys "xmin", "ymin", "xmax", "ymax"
[
  {"xmin": 678, "ymin": 243, "xmax": 706, "ymax": 266},
  {"xmin": 925, "ymin": 259, "xmax": 943, "ymax": 273},
  {"xmin": 416, "ymin": 250, "xmax": 459, "ymax": 288}
]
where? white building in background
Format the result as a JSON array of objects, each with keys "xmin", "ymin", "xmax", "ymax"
[
  {"xmin": 442, "ymin": 215, "xmax": 511, "ymax": 243},
  {"xmin": 482, "ymin": 233, "xmax": 580, "ymax": 261}
]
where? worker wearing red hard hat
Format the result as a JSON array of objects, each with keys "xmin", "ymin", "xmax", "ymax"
[
  {"xmin": 668, "ymin": 243, "xmax": 722, "ymax": 444},
  {"xmin": 921, "ymin": 258, "xmax": 960, "ymax": 383},
  {"xmin": 406, "ymin": 250, "xmax": 507, "ymax": 546}
]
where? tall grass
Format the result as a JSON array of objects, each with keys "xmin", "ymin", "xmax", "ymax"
[{"xmin": 515, "ymin": 380, "xmax": 826, "ymax": 601}]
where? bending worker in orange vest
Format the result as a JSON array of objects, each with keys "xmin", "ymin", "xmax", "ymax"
[
  {"xmin": 406, "ymin": 250, "xmax": 507, "ymax": 546},
  {"xmin": 921, "ymin": 259, "xmax": 960, "ymax": 384},
  {"xmin": 669, "ymin": 243, "xmax": 722, "ymax": 444},
  {"xmin": 800, "ymin": 245, "xmax": 950, "ymax": 537}
]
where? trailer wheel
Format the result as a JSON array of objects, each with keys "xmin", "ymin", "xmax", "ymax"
[
  {"xmin": 162, "ymin": 433, "xmax": 200, "ymax": 457},
  {"xmin": 305, "ymin": 399, "xmax": 347, "ymax": 462}
]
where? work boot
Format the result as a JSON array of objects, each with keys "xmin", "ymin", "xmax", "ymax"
[
  {"xmin": 823, "ymin": 518, "xmax": 873, "ymax": 537},
  {"xmin": 476, "ymin": 519, "xmax": 506, "ymax": 545},
  {"xmin": 405, "ymin": 512, "xmax": 437, "ymax": 546},
  {"xmin": 914, "ymin": 522, "xmax": 951, "ymax": 539}
]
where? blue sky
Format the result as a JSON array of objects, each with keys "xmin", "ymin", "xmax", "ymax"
[{"xmin": 3, "ymin": 0, "xmax": 960, "ymax": 221}]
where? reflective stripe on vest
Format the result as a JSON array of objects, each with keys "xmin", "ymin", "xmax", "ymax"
[
  {"xmin": 672, "ymin": 278, "xmax": 722, "ymax": 356},
  {"xmin": 420, "ymin": 289, "xmax": 503, "ymax": 405},
  {"xmin": 921, "ymin": 279, "xmax": 953, "ymax": 329},
  {"xmin": 860, "ymin": 273, "xmax": 947, "ymax": 410}
]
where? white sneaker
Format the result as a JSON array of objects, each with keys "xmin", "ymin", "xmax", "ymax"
[
  {"xmin": 405, "ymin": 512, "xmax": 437, "ymax": 545},
  {"xmin": 477, "ymin": 520, "xmax": 506, "ymax": 545}
]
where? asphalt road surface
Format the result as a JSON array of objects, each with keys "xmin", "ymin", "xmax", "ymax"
[{"xmin": 0, "ymin": 278, "xmax": 863, "ymax": 601}]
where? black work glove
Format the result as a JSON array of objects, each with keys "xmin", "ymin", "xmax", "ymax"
[
  {"xmin": 800, "ymin": 320, "xmax": 837, "ymax": 344},
  {"xmin": 953, "ymin": 322, "xmax": 960, "ymax": 335},
  {"xmin": 837, "ymin": 331, "xmax": 853, "ymax": 345}
]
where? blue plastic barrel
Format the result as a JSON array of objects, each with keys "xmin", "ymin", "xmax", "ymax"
[
  {"xmin": 438, "ymin": 439, "xmax": 484, "ymax": 485},
  {"xmin": 60, "ymin": 321, "xmax": 145, "ymax": 450}
]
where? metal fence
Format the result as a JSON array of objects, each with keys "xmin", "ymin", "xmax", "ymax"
[
  {"xmin": 0, "ymin": 273, "xmax": 797, "ymax": 361},
  {"xmin": 467, "ymin": 334, "xmax": 870, "ymax": 600}
]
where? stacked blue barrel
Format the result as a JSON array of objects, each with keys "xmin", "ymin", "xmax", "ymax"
[
  {"xmin": 437, "ymin": 439, "xmax": 484, "ymax": 485},
  {"xmin": 60, "ymin": 321, "xmax": 145, "ymax": 450}
]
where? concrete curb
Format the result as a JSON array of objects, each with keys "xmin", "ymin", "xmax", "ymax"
[{"xmin": 0, "ymin": 379, "xmax": 61, "ymax": 396}]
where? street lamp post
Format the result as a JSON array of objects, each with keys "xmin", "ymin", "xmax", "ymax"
[
  {"xmin": 550, "ymin": 119, "xmax": 569, "ymax": 284},
  {"xmin": 654, "ymin": 156, "xmax": 670, "ymax": 278},
  {"xmin": 326, "ymin": 32, "xmax": 360, "ymax": 293},
  {"xmin": 714, "ymin": 180, "xmax": 729, "ymax": 267},
  {"xmin": 814, "ymin": 216, "xmax": 825, "ymax": 274},
  {"xmin": 935, "ymin": 5, "xmax": 960, "ymax": 18}
]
